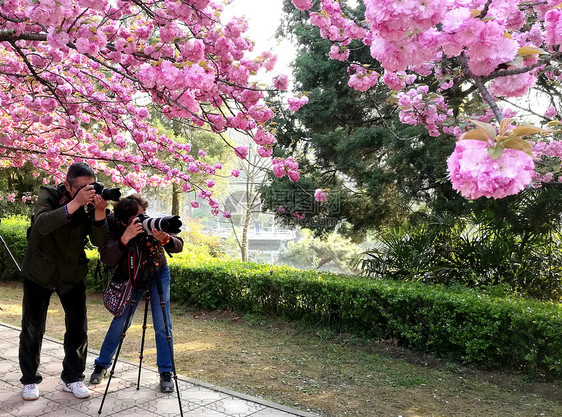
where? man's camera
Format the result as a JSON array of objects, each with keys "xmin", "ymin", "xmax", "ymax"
[
  {"xmin": 137, "ymin": 214, "xmax": 182, "ymax": 235},
  {"xmin": 91, "ymin": 182, "xmax": 121, "ymax": 201}
]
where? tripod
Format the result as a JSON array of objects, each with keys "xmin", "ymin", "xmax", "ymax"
[
  {"xmin": 0, "ymin": 219, "xmax": 22, "ymax": 272},
  {"xmin": 97, "ymin": 239, "xmax": 183, "ymax": 416}
]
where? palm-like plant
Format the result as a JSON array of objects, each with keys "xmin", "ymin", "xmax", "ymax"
[{"xmin": 356, "ymin": 186, "xmax": 562, "ymax": 300}]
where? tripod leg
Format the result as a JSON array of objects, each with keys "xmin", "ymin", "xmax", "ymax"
[
  {"xmin": 154, "ymin": 270, "xmax": 183, "ymax": 417},
  {"xmin": 137, "ymin": 292, "xmax": 150, "ymax": 390},
  {"xmin": 98, "ymin": 294, "xmax": 138, "ymax": 415}
]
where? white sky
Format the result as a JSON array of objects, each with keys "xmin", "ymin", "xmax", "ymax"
[{"xmin": 222, "ymin": 0, "xmax": 295, "ymax": 79}]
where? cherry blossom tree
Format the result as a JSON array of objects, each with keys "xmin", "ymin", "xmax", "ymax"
[
  {"xmin": 0, "ymin": 0, "xmax": 300, "ymax": 215},
  {"xmin": 290, "ymin": 0, "xmax": 562, "ymax": 199}
]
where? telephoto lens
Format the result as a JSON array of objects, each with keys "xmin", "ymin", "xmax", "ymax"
[{"xmin": 137, "ymin": 214, "xmax": 182, "ymax": 235}]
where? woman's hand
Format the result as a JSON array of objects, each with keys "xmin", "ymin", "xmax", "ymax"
[
  {"xmin": 121, "ymin": 217, "xmax": 144, "ymax": 245},
  {"xmin": 92, "ymin": 195, "xmax": 108, "ymax": 221},
  {"xmin": 152, "ymin": 229, "xmax": 170, "ymax": 246}
]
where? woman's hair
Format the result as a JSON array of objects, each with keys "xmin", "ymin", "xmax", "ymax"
[{"xmin": 113, "ymin": 194, "xmax": 149, "ymax": 223}]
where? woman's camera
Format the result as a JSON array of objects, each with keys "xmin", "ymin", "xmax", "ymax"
[{"xmin": 136, "ymin": 214, "xmax": 182, "ymax": 235}]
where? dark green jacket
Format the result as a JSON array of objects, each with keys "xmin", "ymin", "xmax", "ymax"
[{"xmin": 21, "ymin": 185, "xmax": 109, "ymax": 293}]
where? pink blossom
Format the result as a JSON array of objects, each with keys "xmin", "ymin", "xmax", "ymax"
[
  {"xmin": 253, "ymin": 127, "xmax": 275, "ymax": 146},
  {"xmin": 329, "ymin": 45, "xmax": 350, "ymax": 61},
  {"xmin": 235, "ymin": 146, "xmax": 249, "ymax": 160},
  {"xmin": 47, "ymin": 27, "xmax": 69, "ymax": 49},
  {"xmin": 287, "ymin": 96, "xmax": 309, "ymax": 111},
  {"xmin": 292, "ymin": 212, "xmax": 306, "ymax": 220},
  {"xmin": 314, "ymin": 189, "xmax": 328, "ymax": 202},
  {"xmin": 190, "ymin": 201, "xmax": 199, "ymax": 209},
  {"xmin": 287, "ymin": 170, "xmax": 300, "ymax": 182},
  {"xmin": 249, "ymin": 104, "xmax": 274, "ymax": 123},
  {"xmin": 7, "ymin": 193, "xmax": 16, "ymax": 202},
  {"xmin": 292, "ymin": 0, "xmax": 313, "ymax": 11},
  {"xmin": 273, "ymin": 164, "xmax": 286, "ymax": 178},
  {"xmin": 349, "ymin": 71, "xmax": 379, "ymax": 92},
  {"xmin": 78, "ymin": 0, "xmax": 108, "ymax": 11},
  {"xmin": 231, "ymin": 169, "xmax": 240, "ymax": 177},
  {"xmin": 206, "ymin": 179, "xmax": 215, "ymax": 188},
  {"xmin": 382, "ymin": 72, "xmax": 405, "ymax": 91},
  {"xmin": 273, "ymin": 74, "xmax": 289, "ymax": 91},
  {"xmin": 545, "ymin": 106, "xmax": 558, "ymax": 118},
  {"xmin": 447, "ymin": 140, "xmax": 535, "ymax": 200},
  {"xmin": 545, "ymin": 9, "xmax": 562, "ymax": 46},
  {"xmin": 264, "ymin": 54, "xmax": 278, "ymax": 71},
  {"xmin": 258, "ymin": 147, "xmax": 273, "ymax": 157},
  {"xmin": 467, "ymin": 36, "xmax": 519, "ymax": 77},
  {"xmin": 490, "ymin": 71, "xmax": 537, "ymax": 98}
]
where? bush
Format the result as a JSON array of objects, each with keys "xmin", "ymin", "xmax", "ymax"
[
  {"xmin": 0, "ymin": 215, "xmax": 29, "ymax": 280},
  {"xmin": 168, "ymin": 259, "xmax": 562, "ymax": 377},
  {"xmin": 356, "ymin": 215, "xmax": 562, "ymax": 300}
]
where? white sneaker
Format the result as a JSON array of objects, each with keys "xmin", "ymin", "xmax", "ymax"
[
  {"xmin": 22, "ymin": 384, "xmax": 40, "ymax": 401},
  {"xmin": 63, "ymin": 381, "xmax": 91, "ymax": 399}
]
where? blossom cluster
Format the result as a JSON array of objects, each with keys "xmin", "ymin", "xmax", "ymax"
[
  {"xmin": 293, "ymin": 0, "xmax": 562, "ymax": 140},
  {"xmin": 447, "ymin": 139, "xmax": 535, "ymax": 199},
  {"xmin": 396, "ymin": 86, "xmax": 452, "ymax": 137},
  {"xmin": 0, "ymin": 0, "xmax": 293, "ymax": 214},
  {"xmin": 314, "ymin": 189, "xmax": 328, "ymax": 202},
  {"xmin": 272, "ymin": 158, "xmax": 300, "ymax": 182},
  {"xmin": 290, "ymin": 0, "xmax": 562, "ymax": 199},
  {"xmin": 288, "ymin": 96, "xmax": 309, "ymax": 112}
]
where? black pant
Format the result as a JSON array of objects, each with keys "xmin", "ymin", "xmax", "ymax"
[{"xmin": 19, "ymin": 278, "xmax": 88, "ymax": 385}]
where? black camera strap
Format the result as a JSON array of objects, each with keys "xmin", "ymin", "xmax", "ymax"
[
  {"xmin": 57, "ymin": 183, "xmax": 72, "ymax": 206},
  {"xmin": 127, "ymin": 243, "xmax": 141, "ymax": 288}
]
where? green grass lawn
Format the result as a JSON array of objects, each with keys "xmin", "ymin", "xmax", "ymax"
[{"xmin": 0, "ymin": 281, "xmax": 560, "ymax": 417}]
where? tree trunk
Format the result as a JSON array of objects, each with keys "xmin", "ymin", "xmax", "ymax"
[
  {"xmin": 171, "ymin": 119, "xmax": 182, "ymax": 217},
  {"xmin": 171, "ymin": 182, "xmax": 180, "ymax": 216},
  {"xmin": 240, "ymin": 188, "xmax": 253, "ymax": 262}
]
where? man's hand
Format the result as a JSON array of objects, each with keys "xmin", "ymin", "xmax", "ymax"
[
  {"xmin": 73, "ymin": 184, "xmax": 96, "ymax": 207},
  {"xmin": 121, "ymin": 218, "xmax": 144, "ymax": 245},
  {"xmin": 66, "ymin": 184, "xmax": 95, "ymax": 216}
]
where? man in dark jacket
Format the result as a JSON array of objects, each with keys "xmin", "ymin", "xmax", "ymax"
[{"xmin": 19, "ymin": 162, "xmax": 109, "ymax": 401}]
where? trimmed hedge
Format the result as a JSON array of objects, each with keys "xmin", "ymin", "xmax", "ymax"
[
  {"xmin": 167, "ymin": 259, "xmax": 561, "ymax": 377},
  {"xmin": 0, "ymin": 216, "xmax": 28, "ymax": 279},
  {"xmin": 2, "ymin": 217, "xmax": 561, "ymax": 377}
]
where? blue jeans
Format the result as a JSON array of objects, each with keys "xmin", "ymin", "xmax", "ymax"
[{"xmin": 95, "ymin": 266, "xmax": 173, "ymax": 373}]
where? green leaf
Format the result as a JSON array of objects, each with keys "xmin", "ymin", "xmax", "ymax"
[
  {"xmin": 511, "ymin": 125, "xmax": 550, "ymax": 137},
  {"xmin": 507, "ymin": 56, "xmax": 524, "ymax": 67},
  {"xmin": 470, "ymin": 120, "xmax": 497, "ymax": 141},
  {"xmin": 517, "ymin": 46, "xmax": 549, "ymax": 56},
  {"xmin": 502, "ymin": 138, "xmax": 534, "ymax": 157},
  {"xmin": 461, "ymin": 128, "xmax": 490, "ymax": 141},
  {"xmin": 487, "ymin": 145, "xmax": 505, "ymax": 160}
]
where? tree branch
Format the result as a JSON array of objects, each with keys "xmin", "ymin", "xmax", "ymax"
[{"xmin": 459, "ymin": 53, "xmax": 503, "ymax": 122}]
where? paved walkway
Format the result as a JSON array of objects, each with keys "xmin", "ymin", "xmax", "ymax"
[{"xmin": 0, "ymin": 323, "xmax": 318, "ymax": 417}]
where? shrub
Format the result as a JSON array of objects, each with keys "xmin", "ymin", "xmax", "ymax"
[
  {"xmin": 356, "ymin": 215, "xmax": 562, "ymax": 300},
  {"xmin": 0, "ymin": 215, "xmax": 29, "ymax": 280},
  {"xmin": 168, "ymin": 259, "xmax": 562, "ymax": 377}
]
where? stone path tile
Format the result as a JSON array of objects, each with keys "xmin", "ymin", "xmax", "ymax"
[{"xmin": 0, "ymin": 322, "xmax": 317, "ymax": 417}]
